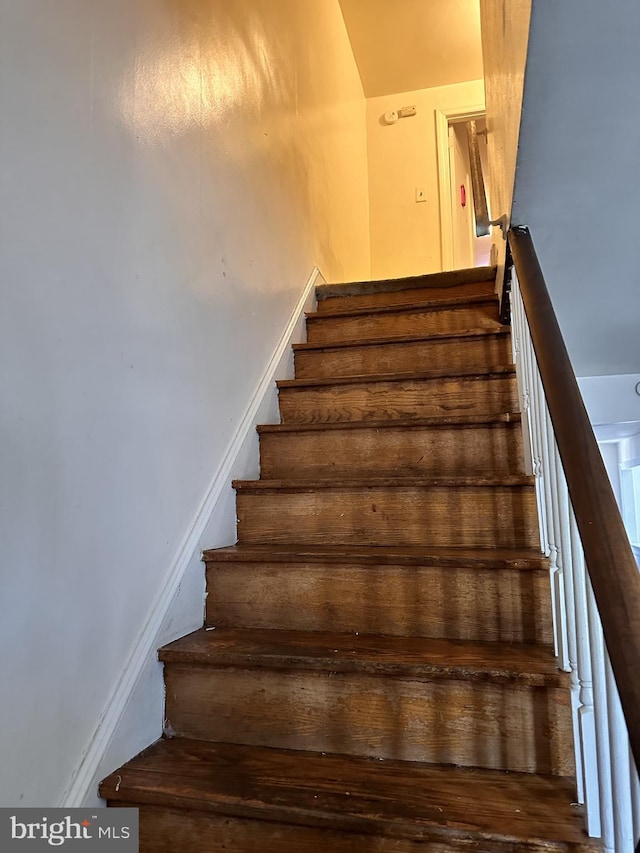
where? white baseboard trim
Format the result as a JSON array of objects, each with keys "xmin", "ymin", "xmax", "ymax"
[{"xmin": 60, "ymin": 266, "xmax": 324, "ymax": 807}]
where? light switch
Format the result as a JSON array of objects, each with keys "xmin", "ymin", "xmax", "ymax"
[{"xmin": 415, "ymin": 187, "xmax": 427, "ymax": 203}]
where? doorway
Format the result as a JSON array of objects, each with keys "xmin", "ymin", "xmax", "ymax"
[{"xmin": 436, "ymin": 106, "xmax": 492, "ymax": 271}]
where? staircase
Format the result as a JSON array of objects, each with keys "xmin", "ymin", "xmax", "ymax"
[{"xmin": 101, "ymin": 268, "xmax": 600, "ymax": 852}]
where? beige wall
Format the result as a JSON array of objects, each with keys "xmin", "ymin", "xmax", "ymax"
[
  {"xmin": 0, "ymin": 0, "xmax": 368, "ymax": 807},
  {"xmin": 367, "ymin": 80, "xmax": 485, "ymax": 280},
  {"xmin": 479, "ymin": 0, "xmax": 532, "ymax": 276}
]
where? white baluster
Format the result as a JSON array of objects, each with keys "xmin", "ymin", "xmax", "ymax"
[
  {"xmin": 542, "ymin": 408, "xmax": 570, "ymax": 671},
  {"xmin": 510, "ymin": 268, "xmax": 640, "ymax": 850},
  {"xmin": 518, "ymin": 289, "xmax": 549, "ymax": 554},
  {"xmin": 629, "ymin": 745, "xmax": 640, "ymax": 846},
  {"xmin": 586, "ymin": 579, "xmax": 615, "ymax": 852},
  {"xmin": 605, "ymin": 655, "xmax": 635, "ymax": 851},
  {"xmin": 510, "ymin": 278, "xmax": 534, "ymax": 477},
  {"xmin": 552, "ymin": 446, "xmax": 583, "ymax": 802},
  {"xmin": 569, "ymin": 511, "xmax": 601, "ymax": 836},
  {"xmin": 512, "ymin": 276, "xmax": 547, "ymax": 550},
  {"xmin": 531, "ymin": 361, "xmax": 564, "ymax": 662}
]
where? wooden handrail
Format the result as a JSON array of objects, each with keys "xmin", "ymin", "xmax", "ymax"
[
  {"xmin": 508, "ymin": 226, "xmax": 640, "ymax": 778},
  {"xmin": 466, "ymin": 121, "xmax": 490, "ymax": 237}
]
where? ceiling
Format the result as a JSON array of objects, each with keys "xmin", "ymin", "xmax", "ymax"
[
  {"xmin": 594, "ymin": 423, "xmax": 640, "ymax": 442},
  {"xmin": 339, "ymin": 0, "xmax": 484, "ymax": 98}
]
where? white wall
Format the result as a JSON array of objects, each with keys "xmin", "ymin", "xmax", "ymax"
[
  {"xmin": 597, "ymin": 442, "xmax": 623, "ymax": 510},
  {"xmin": 367, "ymin": 80, "xmax": 485, "ymax": 279},
  {"xmin": 620, "ymin": 434, "xmax": 640, "ymax": 468},
  {"xmin": 580, "ymin": 373, "xmax": 640, "ymax": 525},
  {"xmin": 0, "ymin": 0, "xmax": 369, "ymax": 807},
  {"xmin": 579, "ymin": 375, "xmax": 640, "ymax": 427},
  {"xmin": 512, "ymin": 1, "xmax": 640, "ymax": 377}
]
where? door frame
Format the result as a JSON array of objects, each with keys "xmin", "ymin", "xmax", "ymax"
[{"xmin": 435, "ymin": 103, "xmax": 486, "ymax": 271}]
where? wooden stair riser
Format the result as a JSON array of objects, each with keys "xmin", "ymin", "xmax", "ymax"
[
  {"xmin": 294, "ymin": 333, "xmax": 512, "ymax": 379},
  {"xmin": 206, "ymin": 561, "xmax": 553, "ymax": 643},
  {"xmin": 278, "ymin": 374, "xmax": 519, "ymax": 424},
  {"xmin": 259, "ymin": 423, "xmax": 526, "ymax": 479},
  {"xmin": 235, "ymin": 484, "xmax": 540, "ymax": 548},
  {"xmin": 306, "ymin": 302, "xmax": 500, "ymax": 345},
  {"xmin": 113, "ymin": 805, "xmax": 449, "ymax": 853},
  {"xmin": 116, "ymin": 803, "xmax": 595, "ymax": 853},
  {"xmin": 163, "ymin": 664, "xmax": 574, "ymax": 775},
  {"xmin": 316, "ymin": 280, "xmax": 495, "ymax": 314}
]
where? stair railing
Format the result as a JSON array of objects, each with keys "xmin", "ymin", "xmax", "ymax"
[
  {"xmin": 466, "ymin": 121, "xmax": 491, "ymax": 237},
  {"xmin": 506, "ymin": 226, "xmax": 640, "ymax": 853}
]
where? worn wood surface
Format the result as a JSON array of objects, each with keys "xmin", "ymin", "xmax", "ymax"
[
  {"xmin": 259, "ymin": 418, "xmax": 525, "ymax": 479},
  {"xmin": 294, "ymin": 328, "xmax": 512, "ymax": 378},
  {"xmin": 159, "ymin": 627, "xmax": 560, "ymax": 682},
  {"xmin": 278, "ymin": 371, "xmax": 519, "ymax": 424},
  {"xmin": 279, "ymin": 363, "xmax": 515, "ymax": 388},
  {"xmin": 306, "ymin": 299, "xmax": 501, "ymax": 344},
  {"xmin": 110, "ymin": 804, "xmax": 601, "ymax": 853},
  {"xmin": 311, "ymin": 293, "xmax": 497, "ymax": 320},
  {"xmin": 234, "ymin": 479, "xmax": 539, "ymax": 548},
  {"xmin": 164, "ymin": 667, "xmax": 573, "ymax": 771},
  {"xmin": 315, "ymin": 265, "xmax": 496, "ymax": 302},
  {"xmin": 316, "ymin": 280, "xmax": 495, "ymax": 314},
  {"xmin": 102, "ymin": 739, "xmax": 596, "ymax": 851},
  {"xmin": 206, "ymin": 559, "xmax": 552, "ymax": 643},
  {"xmin": 161, "ymin": 630, "xmax": 572, "ymax": 773},
  {"xmin": 203, "ymin": 543, "xmax": 549, "ymax": 570},
  {"xmin": 102, "ymin": 271, "xmax": 589, "ymax": 849},
  {"xmin": 259, "ymin": 410, "xmax": 521, "ymax": 432}
]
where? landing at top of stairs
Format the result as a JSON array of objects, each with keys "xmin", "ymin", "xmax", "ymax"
[{"xmin": 315, "ymin": 265, "xmax": 496, "ymax": 301}]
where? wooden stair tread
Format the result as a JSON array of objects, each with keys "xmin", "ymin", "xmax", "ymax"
[
  {"xmin": 277, "ymin": 364, "xmax": 515, "ymax": 389},
  {"xmin": 258, "ymin": 412, "xmax": 521, "ymax": 434},
  {"xmin": 293, "ymin": 326, "xmax": 511, "ymax": 353},
  {"xmin": 203, "ymin": 543, "xmax": 547, "ymax": 569},
  {"xmin": 100, "ymin": 738, "xmax": 596, "ymax": 849},
  {"xmin": 233, "ymin": 474, "xmax": 535, "ymax": 490},
  {"xmin": 307, "ymin": 293, "xmax": 497, "ymax": 321},
  {"xmin": 315, "ymin": 266, "xmax": 496, "ymax": 301},
  {"xmin": 159, "ymin": 627, "xmax": 562, "ymax": 685}
]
